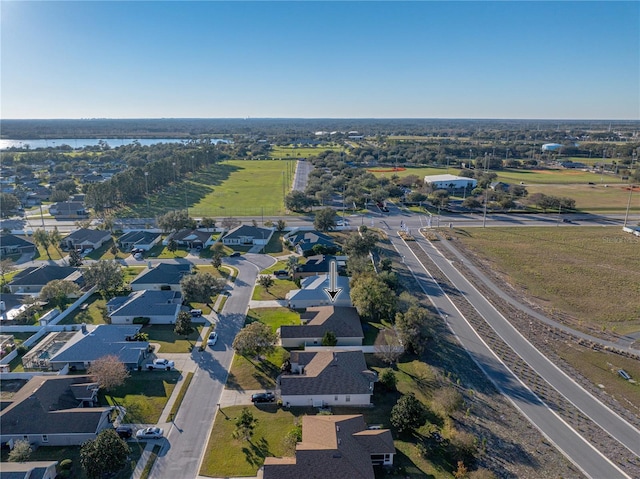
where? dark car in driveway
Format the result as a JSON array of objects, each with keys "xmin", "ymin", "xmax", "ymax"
[
  {"xmin": 230, "ymin": 252, "xmax": 241, "ymax": 257},
  {"xmin": 251, "ymin": 392, "xmax": 275, "ymax": 403},
  {"xmin": 116, "ymin": 426, "xmax": 133, "ymax": 439}
]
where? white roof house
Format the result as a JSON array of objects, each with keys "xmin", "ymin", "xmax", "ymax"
[{"xmin": 423, "ymin": 174, "xmax": 478, "ymax": 190}]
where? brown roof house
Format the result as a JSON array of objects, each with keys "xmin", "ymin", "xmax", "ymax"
[
  {"xmin": 278, "ymin": 349, "xmax": 376, "ymax": 408},
  {"xmin": 0, "ymin": 375, "xmax": 115, "ymax": 448},
  {"xmin": 260, "ymin": 414, "xmax": 395, "ymax": 479},
  {"xmin": 279, "ymin": 306, "xmax": 364, "ymax": 348}
]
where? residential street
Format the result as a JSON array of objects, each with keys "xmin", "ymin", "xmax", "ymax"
[{"xmin": 148, "ymin": 254, "xmax": 275, "ymax": 479}]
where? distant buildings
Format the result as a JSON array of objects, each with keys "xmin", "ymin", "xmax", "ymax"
[{"xmin": 423, "ymin": 174, "xmax": 477, "ymax": 191}]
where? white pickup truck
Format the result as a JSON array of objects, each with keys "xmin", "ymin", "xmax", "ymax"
[{"xmin": 147, "ymin": 358, "xmax": 175, "ymax": 371}]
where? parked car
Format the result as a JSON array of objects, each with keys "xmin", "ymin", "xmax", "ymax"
[
  {"xmin": 230, "ymin": 252, "xmax": 241, "ymax": 257},
  {"xmin": 251, "ymin": 392, "xmax": 275, "ymax": 403},
  {"xmin": 116, "ymin": 426, "xmax": 133, "ymax": 439},
  {"xmin": 207, "ymin": 332, "xmax": 218, "ymax": 346},
  {"xmin": 273, "ymin": 270, "xmax": 288, "ymax": 277},
  {"xmin": 190, "ymin": 309, "xmax": 203, "ymax": 317},
  {"xmin": 618, "ymin": 369, "xmax": 632, "ymax": 381},
  {"xmin": 136, "ymin": 427, "xmax": 164, "ymax": 439},
  {"xmin": 147, "ymin": 358, "xmax": 175, "ymax": 371}
]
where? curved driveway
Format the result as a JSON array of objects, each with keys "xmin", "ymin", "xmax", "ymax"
[
  {"xmin": 388, "ymin": 231, "xmax": 638, "ymax": 479},
  {"xmin": 148, "ymin": 253, "xmax": 275, "ymax": 479}
]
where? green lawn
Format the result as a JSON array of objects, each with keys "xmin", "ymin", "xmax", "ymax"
[
  {"xmin": 251, "ymin": 278, "xmax": 297, "ymax": 301},
  {"xmin": 454, "ymin": 226, "xmax": 640, "ymax": 332},
  {"xmin": 263, "ymin": 231, "xmax": 286, "ymax": 255},
  {"xmin": 123, "ymin": 266, "xmax": 145, "ymax": 284},
  {"xmin": 85, "ymin": 238, "xmax": 129, "ymax": 260},
  {"xmin": 144, "ymin": 324, "xmax": 205, "ymax": 353},
  {"xmin": 59, "ymin": 294, "xmax": 108, "ymax": 325},
  {"xmin": 226, "ymin": 348, "xmax": 289, "ymax": 391},
  {"xmin": 145, "ymin": 242, "xmax": 189, "ymax": 259},
  {"xmin": 495, "ymin": 167, "xmax": 625, "ymax": 185},
  {"xmin": 0, "ymin": 443, "xmax": 145, "ymax": 479},
  {"xmin": 260, "ymin": 260, "xmax": 288, "ymax": 274},
  {"xmin": 525, "ymin": 183, "xmax": 638, "ymax": 212},
  {"xmin": 199, "ymin": 406, "xmax": 302, "ymax": 477},
  {"xmin": 101, "ymin": 371, "xmax": 180, "ymax": 423},
  {"xmin": 270, "ymin": 145, "xmax": 343, "ymax": 158},
  {"xmin": 34, "ymin": 244, "xmax": 64, "ymax": 260},
  {"xmin": 246, "ymin": 307, "xmax": 301, "ymax": 333}
]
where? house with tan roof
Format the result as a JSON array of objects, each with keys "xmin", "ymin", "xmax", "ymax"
[
  {"xmin": 279, "ymin": 306, "xmax": 364, "ymax": 348},
  {"xmin": 278, "ymin": 349, "xmax": 376, "ymax": 407},
  {"xmin": 260, "ymin": 414, "xmax": 395, "ymax": 479}
]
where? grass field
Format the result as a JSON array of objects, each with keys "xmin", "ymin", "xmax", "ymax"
[
  {"xmin": 101, "ymin": 371, "xmax": 180, "ymax": 423},
  {"xmin": 453, "ymin": 226, "xmax": 640, "ymax": 332},
  {"xmin": 59, "ymin": 294, "xmax": 107, "ymax": 325},
  {"xmin": 525, "ymin": 183, "xmax": 640, "ymax": 212},
  {"xmin": 225, "ymin": 348, "xmax": 289, "ymax": 391},
  {"xmin": 270, "ymin": 145, "xmax": 343, "ymax": 158},
  {"xmin": 144, "ymin": 324, "xmax": 204, "ymax": 353},
  {"xmin": 251, "ymin": 278, "xmax": 297, "ymax": 300},
  {"xmin": 246, "ymin": 307, "xmax": 301, "ymax": 333},
  {"xmin": 495, "ymin": 168, "xmax": 625, "ymax": 185}
]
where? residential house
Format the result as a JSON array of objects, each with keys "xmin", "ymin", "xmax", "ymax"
[
  {"xmin": 489, "ymin": 181, "xmax": 510, "ymax": 192},
  {"xmin": 129, "ymin": 263, "xmax": 192, "ymax": 292},
  {"xmin": 118, "ymin": 230, "xmax": 162, "ymax": 252},
  {"xmin": 22, "ymin": 324, "xmax": 150, "ymax": 371},
  {"xmin": 81, "ymin": 173, "xmax": 105, "ymax": 184},
  {"xmin": 284, "ymin": 229, "xmax": 337, "ymax": 256},
  {"xmin": 7, "ymin": 265, "xmax": 83, "ymax": 295},
  {"xmin": 286, "ymin": 274, "xmax": 351, "ymax": 309},
  {"xmin": 222, "ymin": 225, "xmax": 273, "ymax": 246},
  {"xmin": 278, "ymin": 349, "xmax": 376, "ymax": 407},
  {"xmin": 261, "ymin": 415, "xmax": 394, "ymax": 479},
  {"xmin": 49, "ymin": 201, "xmax": 88, "ymax": 219},
  {"xmin": 0, "ymin": 293, "xmax": 29, "ymax": 321},
  {"xmin": 0, "ymin": 234, "xmax": 36, "ymax": 258},
  {"xmin": 0, "ymin": 461, "xmax": 58, "ymax": 479},
  {"xmin": 107, "ymin": 290, "xmax": 182, "ymax": 325},
  {"xmin": 292, "ymin": 255, "xmax": 346, "ymax": 280},
  {"xmin": 168, "ymin": 228, "xmax": 214, "ymax": 249},
  {"xmin": 279, "ymin": 306, "xmax": 363, "ymax": 348},
  {"xmin": 60, "ymin": 228, "xmax": 111, "ymax": 252},
  {"xmin": 0, "ymin": 375, "xmax": 114, "ymax": 447}
]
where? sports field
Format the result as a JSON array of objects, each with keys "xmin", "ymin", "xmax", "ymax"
[
  {"xmin": 525, "ymin": 184, "xmax": 640, "ymax": 212},
  {"xmin": 495, "ymin": 168, "xmax": 625, "ymax": 185}
]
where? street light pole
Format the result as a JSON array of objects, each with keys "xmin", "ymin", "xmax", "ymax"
[
  {"xmin": 624, "ymin": 151, "xmax": 637, "ymax": 228},
  {"xmin": 144, "ymin": 172, "xmax": 149, "ymax": 213}
]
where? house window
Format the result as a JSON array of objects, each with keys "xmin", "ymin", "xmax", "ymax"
[
  {"xmin": 334, "ymin": 395, "xmax": 338, "ymax": 401},
  {"xmin": 346, "ymin": 395, "xmax": 351, "ymax": 402},
  {"xmin": 42, "ymin": 435, "xmax": 48, "ymax": 442}
]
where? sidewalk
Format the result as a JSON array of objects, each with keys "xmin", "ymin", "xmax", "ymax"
[{"xmin": 248, "ymin": 299, "xmax": 288, "ymax": 308}]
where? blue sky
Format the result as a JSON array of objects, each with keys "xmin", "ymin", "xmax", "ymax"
[{"xmin": 1, "ymin": 1, "xmax": 638, "ymax": 119}]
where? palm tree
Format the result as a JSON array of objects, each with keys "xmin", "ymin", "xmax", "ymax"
[
  {"xmin": 33, "ymin": 229, "xmax": 51, "ymax": 259},
  {"xmin": 285, "ymin": 256, "xmax": 299, "ymax": 277},
  {"xmin": 49, "ymin": 227, "xmax": 64, "ymax": 261}
]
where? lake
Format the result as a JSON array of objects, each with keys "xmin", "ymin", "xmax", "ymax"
[{"xmin": 0, "ymin": 138, "xmax": 227, "ymax": 150}]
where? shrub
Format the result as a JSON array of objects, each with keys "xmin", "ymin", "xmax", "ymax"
[
  {"xmin": 16, "ymin": 345, "xmax": 28, "ymax": 355},
  {"xmin": 133, "ymin": 316, "xmax": 150, "ymax": 325},
  {"xmin": 59, "ymin": 459, "xmax": 73, "ymax": 470}
]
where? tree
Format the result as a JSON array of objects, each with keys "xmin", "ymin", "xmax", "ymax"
[
  {"xmin": 314, "ymin": 207, "xmax": 336, "ymax": 232},
  {"xmin": 285, "ymin": 256, "xmax": 299, "ymax": 276},
  {"xmin": 390, "ymin": 393, "xmax": 427, "ymax": 433},
  {"xmin": 350, "ymin": 274, "xmax": 396, "ymax": 321},
  {"xmin": 430, "ymin": 189, "xmax": 450, "ymax": 208},
  {"xmin": 321, "ymin": 330, "xmax": 338, "ymax": 346},
  {"xmin": 378, "ymin": 368, "xmax": 398, "ymax": 391},
  {"xmin": 276, "ymin": 219, "xmax": 287, "ymax": 231},
  {"xmin": 454, "ymin": 461, "xmax": 469, "ymax": 479},
  {"xmin": 200, "ymin": 217, "xmax": 216, "ymax": 229},
  {"xmin": 285, "ymin": 190, "xmax": 314, "ymax": 212},
  {"xmin": 174, "ymin": 311, "xmax": 194, "ymax": 338},
  {"xmin": 167, "ymin": 239, "xmax": 178, "ymax": 255},
  {"xmin": 282, "ymin": 424, "xmax": 302, "ymax": 455},
  {"xmin": 233, "ymin": 407, "xmax": 258, "ymax": 441},
  {"xmin": 0, "ymin": 193, "xmax": 20, "ymax": 216},
  {"xmin": 0, "ymin": 259, "xmax": 16, "ymax": 285},
  {"xmin": 80, "ymin": 429, "xmax": 129, "ymax": 479},
  {"xmin": 68, "ymin": 248, "xmax": 83, "ymax": 267},
  {"xmin": 87, "ymin": 354, "xmax": 129, "ymax": 391},
  {"xmin": 258, "ymin": 275, "xmax": 274, "ymax": 293},
  {"xmin": 343, "ymin": 231, "xmax": 377, "ymax": 257},
  {"xmin": 374, "ymin": 329, "xmax": 403, "ymax": 364},
  {"xmin": 110, "ymin": 243, "xmax": 118, "ymax": 256},
  {"xmin": 33, "ymin": 229, "xmax": 51, "ymax": 259},
  {"xmin": 395, "ymin": 306, "xmax": 432, "ymax": 356},
  {"xmin": 40, "ymin": 279, "xmax": 81, "ymax": 308},
  {"xmin": 181, "ymin": 272, "xmax": 225, "ymax": 303},
  {"xmin": 157, "ymin": 210, "xmax": 196, "ymax": 233},
  {"xmin": 8, "ymin": 439, "xmax": 32, "ymax": 462},
  {"xmin": 83, "ymin": 260, "xmax": 124, "ymax": 297},
  {"xmin": 221, "ymin": 216, "xmax": 240, "ymax": 230},
  {"xmin": 232, "ymin": 322, "xmax": 277, "ymax": 358},
  {"xmin": 211, "ymin": 255, "xmax": 222, "ymax": 270}
]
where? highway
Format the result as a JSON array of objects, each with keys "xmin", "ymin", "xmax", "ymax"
[{"xmin": 386, "ymin": 230, "xmax": 639, "ymax": 479}]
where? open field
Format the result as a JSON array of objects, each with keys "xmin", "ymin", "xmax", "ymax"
[
  {"xmin": 270, "ymin": 144, "xmax": 343, "ymax": 158},
  {"xmin": 246, "ymin": 307, "xmax": 301, "ymax": 333},
  {"xmin": 367, "ymin": 166, "xmax": 458, "ymax": 179},
  {"xmin": 225, "ymin": 348, "xmax": 289, "ymax": 391},
  {"xmin": 59, "ymin": 294, "xmax": 107, "ymax": 325},
  {"xmin": 453, "ymin": 226, "xmax": 640, "ymax": 332},
  {"xmin": 495, "ymin": 167, "xmax": 625, "ymax": 185},
  {"xmin": 525, "ymin": 183, "xmax": 640, "ymax": 212},
  {"xmin": 251, "ymin": 278, "xmax": 297, "ymax": 301}
]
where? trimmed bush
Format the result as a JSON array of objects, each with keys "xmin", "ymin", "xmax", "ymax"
[
  {"xmin": 133, "ymin": 317, "xmax": 150, "ymax": 325},
  {"xmin": 59, "ymin": 459, "xmax": 73, "ymax": 470}
]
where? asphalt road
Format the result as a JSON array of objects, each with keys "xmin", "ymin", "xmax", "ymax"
[
  {"xmin": 148, "ymin": 253, "xmax": 275, "ymax": 479},
  {"xmin": 387, "ymin": 231, "xmax": 638, "ymax": 479}
]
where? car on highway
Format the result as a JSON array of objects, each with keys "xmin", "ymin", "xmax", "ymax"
[
  {"xmin": 136, "ymin": 427, "xmax": 164, "ymax": 440},
  {"xmin": 147, "ymin": 358, "xmax": 175, "ymax": 371},
  {"xmin": 251, "ymin": 392, "xmax": 275, "ymax": 403},
  {"xmin": 230, "ymin": 252, "xmax": 241, "ymax": 257},
  {"xmin": 207, "ymin": 332, "xmax": 218, "ymax": 346}
]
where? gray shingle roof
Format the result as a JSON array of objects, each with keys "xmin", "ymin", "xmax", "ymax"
[
  {"xmin": 107, "ymin": 290, "xmax": 181, "ymax": 318},
  {"xmin": 9, "ymin": 265, "xmax": 81, "ymax": 286},
  {"xmin": 286, "ymin": 230, "xmax": 336, "ymax": 252},
  {"xmin": 64, "ymin": 228, "xmax": 110, "ymax": 245},
  {"xmin": 281, "ymin": 350, "xmax": 376, "ymax": 397},
  {"xmin": 280, "ymin": 306, "xmax": 363, "ymax": 339},
  {"xmin": 50, "ymin": 324, "xmax": 148, "ymax": 366},
  {"xmin": 223, "ymin": 224, "xmax": 272, "ymax": 240},
  {"xmin": 171, "ymin": 229, "xmax": 212, "ymax": 243},
  {"xmin": 130, "ymin": 263, "xmax": 191, "ymax": 286},
  {"xmin": 0, "ymin": 376, "xmax": 111, "ymax": 435},
  {"xmin": 0, "ymin": 234, "xmax": 35, "ymax": 249}
]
